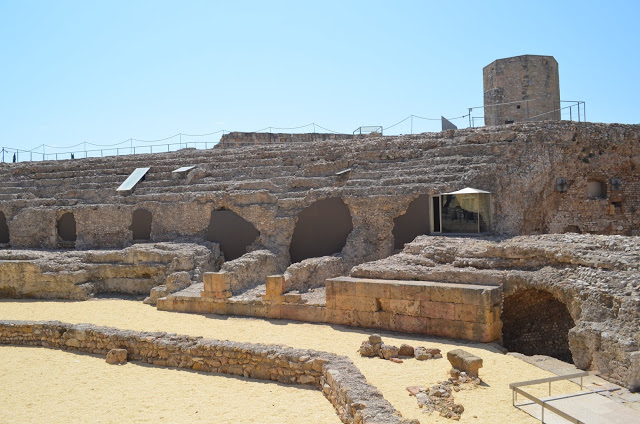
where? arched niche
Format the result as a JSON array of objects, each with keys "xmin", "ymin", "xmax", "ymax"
[
  {"xmin": 131, "ymin": 208, "xmax": 152, "ymax": 240},
  {"xmin": 0, "ymin": 211, "xmax": 9, "ymax": 243},
  {"xmin": 392, "ymin": 194, "xmax": 429, "ymax": 250},
  {"xmin": 57, "ymin": 212, "xmax": 77, "ymax": 242},
  {"xmin": 502, "ymin": 289, "xmax": 575, "ymax": 362},
  {"xmin": 289, "ymin": 198, "xmax": 353, "ymax": 263},
  {"xmin": 206, "ymin": 209, "xmax": 259, "ymax": 261}
]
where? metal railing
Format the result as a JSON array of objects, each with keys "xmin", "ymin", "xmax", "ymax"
[
  {"xmin": 510, "ymin": 370, "xmax": 596, "ymax": 424},
  {"xmin": 468, "ymin": 99, "xmax": 586, "ymax": 127},
  {"xmin": 353, "ymin": 125, "xmax": 383, "ymax": 135}
]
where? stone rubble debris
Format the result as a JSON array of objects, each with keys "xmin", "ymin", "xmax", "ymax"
[
  {"xmin": 358, "ymin": 334, "xmax": 442, "ymax": 363},
  {"xmin": 406, "ymin": 369, "xmax": 482, "ymax": 420},
  {"xmin": 106, "ymin": 348, "xmax": 128, "ymax": 365}
]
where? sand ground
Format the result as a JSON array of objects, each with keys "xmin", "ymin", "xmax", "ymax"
[{"xmin": 0, "ymin": 299, "xmax": 588, "ymax": 423}]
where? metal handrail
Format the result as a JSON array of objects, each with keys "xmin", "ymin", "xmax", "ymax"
[{"xmin": 510, "ymin": 371, "xmax": 596, "ymax": 424}]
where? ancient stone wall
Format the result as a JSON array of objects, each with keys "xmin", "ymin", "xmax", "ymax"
[
  {"xmin": 218, "ymin": 131, "xmax": 358, "ymax": 148},
  {"xmin": 483, "ymin": 55, "xmax": 560, "ymax": 125},
  {"xmin": 0, "ymin": 320, "xmax": 409, "ymax": 424},
  {"xmin": 325, "ymin": 277, "xmax": 502, "ymax": 342}
]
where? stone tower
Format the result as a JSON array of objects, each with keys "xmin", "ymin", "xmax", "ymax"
[{"xmin": 483, "ymin": 55, "xmax": 560, "ymax": 126}]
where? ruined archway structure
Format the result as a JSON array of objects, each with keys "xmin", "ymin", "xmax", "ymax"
[
  {"xmin": 392, "ymin": 194, "xmax": 429, "ymax": 250},
  {"xmin": 289, "ymin": 198, "xmax": 353, "ymax": 263},
  {"xmin": 131, "ymin": 208, "xmax": 152, "ymax": 240},
  {"xmin": 502, "ymin": 288, "xmax": 575, "ymax": 362},
  {"xmin": 0, "ymin": 122, "xmax": 639, "ymax": 389},
  {"xmin": 57, "ymin": 212, "xmax": 77, "ymax": 243},
  {"xmin": 206, "ymin": 209, "xmax": 260, "ymax": 261}
]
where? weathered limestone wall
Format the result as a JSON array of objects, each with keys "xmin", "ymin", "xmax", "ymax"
[
  {"xmin": 0, "ymin": 243, "xmax": 221, "ymax": 300},
  {"xmin": 352, "ymin": 234, "xmax": 640, "ymax": 390},
  {"xmin": 0, "ymin": 320, "xmax": 410, "ymax": 424},
  {"xmin": 325, "ymin": 277, "xmax": 502, "ymax": 343},
  {"xmin": 218, "ymin": 132, "xmax": 358, "ymax": 148},
  {"xmin": 484, "ymin": 55, "xmax": 560, "ymax": 125}
]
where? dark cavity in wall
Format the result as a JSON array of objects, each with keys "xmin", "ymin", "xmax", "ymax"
[
  {"xmin": 57, "ymin": 212, "xmax": 77, "ymax": 242},
  {"xmin": 393, "ymin": 194, "xmax": 430, "ymax": 250},
  {"xmin": 206, "ymin": 209, "xmax": 259, "ymax": 261},
  {"xmin": 289, "ymin": 198, "xmax": 353, "ymax": 263},
  {"xmin": 502, "ymin": 289, "xmax": 575, "ymax": 363},
  {"xmin": 0, "ymin": 212, "xmax": 9, "ymax": 244},
  {"xmin": 131, "ymin": 209, "xmax": 152, "ymax": 240}
]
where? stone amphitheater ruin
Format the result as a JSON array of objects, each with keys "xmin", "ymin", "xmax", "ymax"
[{"xmin": 2, "ymin": 56, "xmax": 639, "ymax": 423}]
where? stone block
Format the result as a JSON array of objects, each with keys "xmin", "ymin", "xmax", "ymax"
[
  {"xmin": 389, "ymin": 283, "xmax": 430, "ymax": 301},
  {"xmin": 461, "ymin": 321, "xmax": 502, "ymax": 343},
  {"xmin": 391, "ymin": 315, "xmax": 429, "ymax": 333},
  {"xmin": 430, "ymin": 285, "xmax": 464, "ymax": 304},
  {"xmin": 106, "ymin": 348, "xmax": 127, "ymax": 365},
  {"xmin": 266, "ymin": 275, "xmax": 285, "ymax": 297},
  {"xmin": 454, "ymin": 303, "xmax": 478, "ymax": 322},
  {"xmin": 355, "ymin": 311, "xmax": 391, "ymax": 329},
  {"xmin": 428, "ymin": 318, "xmax": 464, "ymax": 339},
  {"xmin": 280, "ymin": 305, "xmax": 325, "ymax": 323},
  {"xmin": 203, "ymin": 272, "xmax": 231, "ymax": 293},
  {"xmin": 447, "ymin": 349, "xmax": 483, "ymax": 377},
  {"xmin": 283, "ymin": 293, "xmax": 302, "ymax": 303},
  {"xmin": 389, "ymin": 299, "xmax": 421, "ymax": 316},
  {"xmin": 328, "ymin": 278, "xmax": 357, "ymax": 296},
  {"xmin": 460, "ymin": 286, "xmax": 502, "ymax": 307},
  {"xmin": 325, "ymin": 308, "xmax": 356, "ymax": 326},
  {"xmin": 421, "ymin": 301, "xmax": 455, "ymax": 320},
  {"xmin": 355, "ymin": 280, "xmax": 390, "ymax": 299},
  {"xmin": 325, "ymin": 294, "xmax": 336, "ymax": 309},
  {"xmin": 335, "ymin": 295, "xmax": 378, "ymax": 312}
]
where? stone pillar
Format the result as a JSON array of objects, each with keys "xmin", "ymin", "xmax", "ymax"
[{"xmin": 201, "ymin": 272, "xmax": 232, "ymax": 299}]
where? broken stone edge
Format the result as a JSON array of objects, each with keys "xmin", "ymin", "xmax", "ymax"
[{"xmin": 0, "ymin": 320, "xmax": 413, "ymax": 424}]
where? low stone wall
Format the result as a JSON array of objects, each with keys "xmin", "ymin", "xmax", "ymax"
[
  {"xmin": 0, "ymin": 320, "xmax": 412, "ymax": 424},
  {"xmin": 325, "ymin": 277, "xmax": 503, "ymax": 343}
]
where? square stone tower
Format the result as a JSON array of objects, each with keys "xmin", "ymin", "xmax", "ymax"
[{"xmin": 483, "ymin": 55, "xmax": 560, "ymax": 126}]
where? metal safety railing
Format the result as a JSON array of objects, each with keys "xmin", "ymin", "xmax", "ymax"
[{"xmin": 510, "ymin": 370, "xmax": 596, "ymax": 424}]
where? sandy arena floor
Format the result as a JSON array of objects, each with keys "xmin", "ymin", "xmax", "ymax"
[{"xmin": 0, "ymin": 299, "xmax": 585, "ymax": 423}]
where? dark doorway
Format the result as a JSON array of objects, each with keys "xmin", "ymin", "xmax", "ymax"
[
  {"xmin": 502, "ymin": 289, "xmax": 575, "ymax": 363},
  {"xmin": 57, "ymin": 212, "xmax": 77, "ymax": 242},
  {"xmin": 131, "ymin": 209, "xmax": 152, "ymax": 240},
  {"xmin": 206, "ymin": 209, "xmax": 259, "ymax": 261},
  {"xmin": 393, "ymin": 194, "xmax": 429, "ymax": 249},
  {"xmin": 0, "ymin": 212, "xmax": 9, "ymax": 243},
  {"xmin": 289, "ymin": 198, "xmax": 353, "ymax": 263},
  {"xmin": 432, "ymin": 196, "xmax": 441, "ymax": 233}
]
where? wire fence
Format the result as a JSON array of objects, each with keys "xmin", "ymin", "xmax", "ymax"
[{"xmin": 1, "ymin": 101, "xmax": 586, "ymax": 163}]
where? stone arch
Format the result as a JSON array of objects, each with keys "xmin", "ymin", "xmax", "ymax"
[
  {"xmin": 289, "ymin": 198, "xmax": 353, "ymax": 263},
  {"xmin": 0, "ymin": 212, "xmax": 9, "ymax": 244},
  {"xmin": 206, "ymin": 209, "xmax": 259, "ymax": 261},
  {"xmin": 57, "ymin": 212, "xmax": 77, "ymax": 242},
  {"xmin": 392, "ymin": 194, "xmax": 429, "ymax": 250},
  {"xmin": 502, "ymin": 288, "xmax": 575, "ymax": 362},
  {"xmin": 131, "ymin": 208, "xmax": 152, "ymax": 240}
]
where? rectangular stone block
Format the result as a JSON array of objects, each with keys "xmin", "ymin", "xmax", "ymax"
[
  {"xmin": 355, "ymin": 280, "xmax": 390, "ymax": 299},
  {"xmin": 266, "ymin": 275, "xmax": 285, "ymax": 296},
  {"xmin": 428, "ymin": 318, "xmax": 464, "ymax": 339},
  {"xmin": 203, "ymin": 272, "xmax": 231, "ymax": 293},
  {"xmin": 389, "ymin": 283, "xmax": 431, "ymax": 301},
  {"xmin": 280, "ymin": 305, "xmax": 326, "ymax": 323},
  {"xmin": 461, "ymin": 321, "xmax": 502, "ymax": 343},
  {"xmin": 460, "ymin": 286, "xmax": 502, "ymax": 307},
  {"xmin": 325, "ymin": 294, "xmax": 336, "ymax": 309},
  {"xmin": 334, "ymin": 295, "xmax": 379, "ymax": 312},
  {"xmin": 421, "ymin": 301, "xmax": 455, "ymax": 320},
  {"xmin": 355, "ymin": 311, "xmax": 391, "ymax": 330},
  {"xmin": 454, "ymin": 303, "xmax": 479, "ymax": 323},
  {"xmin": 325, "ymin": 308, "xmax": 356, "ymax": 326},
  {"xmin": 327, "ymin": 277, "xmax": 357, "ymax": 296},
  {"xmin": 391, "ymin": 314, "xmax": 429, "ymax": 334},
  {"xmin": 389, "ymin": 299, "xmax": 421, "ymax": 316},
  {"xmin": 430, "ymin": 285, "xmax": 464, "ymax": 304}
]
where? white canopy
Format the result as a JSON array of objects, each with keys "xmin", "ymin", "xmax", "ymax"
[{"xmin": 441, "ymin": 187, "xmax": 491, "ymax": 195}]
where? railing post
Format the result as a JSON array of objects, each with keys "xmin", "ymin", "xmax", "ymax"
[{"xmin": 578, "ymin": 102, "xmax": 581, "ymax": 122}]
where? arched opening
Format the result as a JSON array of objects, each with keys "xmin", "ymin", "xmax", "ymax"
[
  {"xmin": 0, "ymin": 212, "xmax": 9, "ymax": 244},
  {"xmin": 393, "ymin": 194, "xmax": 429, "ymax": 249},
  {"xmin": 502, "ymin": 289, "xmax": 575, "ymax": 362},
  {"xmin": 131, "ymin": 209, "xmax": 152, "ymax": 240},
  {"xmin": 57, "ymin": 212, "xmax": 77, "ymax": 242},
  {"xmin": 206, "ymin": 209, "xmax": 259, "ymax": 261},
  {"xmin": 289, "ymin": 198, "xmax": 353, "ymax": 263}
]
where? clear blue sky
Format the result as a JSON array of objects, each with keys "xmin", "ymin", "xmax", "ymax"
[{"xmin": 1, "ymin": 0, "xmax": 638, "ymax": 156}]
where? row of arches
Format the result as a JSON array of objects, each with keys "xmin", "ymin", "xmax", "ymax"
[{"xmin": 1, "ymin": 195, "xmax": 431, "ymax": 262}]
